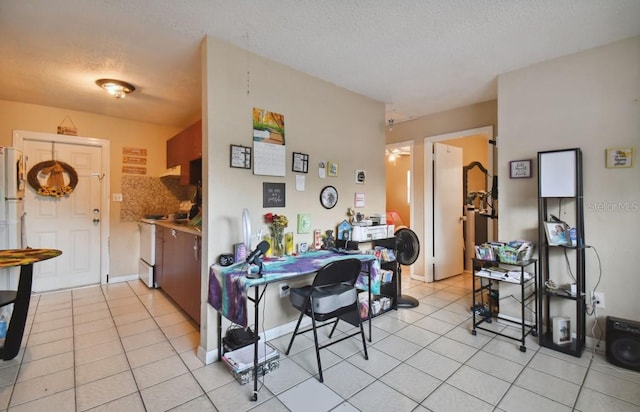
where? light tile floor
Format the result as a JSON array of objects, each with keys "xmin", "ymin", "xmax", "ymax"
[{"xmin": 0, "ymin": 273, "xmax": 638, "ymax": 411}]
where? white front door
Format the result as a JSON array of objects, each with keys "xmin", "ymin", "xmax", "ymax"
[
  {"xmin": 22, "ymin": 137, "xmax": 104, "ymax": 292},
  {"xmin": 433, "ymin": 143, "xmax": 464, "ymax": 280}
]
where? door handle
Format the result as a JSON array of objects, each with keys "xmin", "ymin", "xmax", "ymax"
[{"xmin": 93, "ymin": 218, "xmax": 100, "ymax": 223}]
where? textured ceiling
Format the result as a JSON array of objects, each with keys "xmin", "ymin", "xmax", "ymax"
[{"xmin": 1, "ymin": 1, "xmax": 640, "ymax": 128}]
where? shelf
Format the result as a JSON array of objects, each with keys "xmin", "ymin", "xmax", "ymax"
[
  {"xmin": 471, "ymin": 259, "xmax": 537, "ymax": 352},
  {"xmin": 538, "ymin": 332, "xmax": 585, "ymax": 357},
  {"xmin": 537, "ymin": 148, "xmax": 585, "ymax": 358},
  {"xmin": 542, "ymin": 289, "xmax": 586, "ymax": 301}
]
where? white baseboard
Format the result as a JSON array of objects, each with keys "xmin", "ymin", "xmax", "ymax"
[{"xmin": 108, "ymin": 274, "xmax": 139, "ymax": 283}]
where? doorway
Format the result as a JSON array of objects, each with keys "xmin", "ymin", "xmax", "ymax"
[
  {"xmin": 13, "ymin": 130, "xmax": 110, "ymax": 292},
  {"xmin": 423, "ymin": 126, "xmax": 495, "ymax": 283},
  {"xmin": 385, "ymin": 140, "xmax": 414, "ymax": 277}
]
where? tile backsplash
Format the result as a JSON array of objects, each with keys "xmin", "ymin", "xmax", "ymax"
[{"xmin": 120, "ymin": 175, "xmax": 189, "ymax": 222}]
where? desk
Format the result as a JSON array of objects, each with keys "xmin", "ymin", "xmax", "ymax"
[
  {"xmin": 0, "ymin": 248, "xmax": 62, "ymax": 360},
  {"xmin": 209, "ymin": 250, "xmax": 379, "ymax": 401}
]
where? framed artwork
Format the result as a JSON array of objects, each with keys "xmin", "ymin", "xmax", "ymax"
[
  {"xmin": 544, "ymin": 221, "xmax": 570, "ymax": 246},
  {"xmin": 233, "ymin": 243, "xmax": 247, "ymax": 262},
  {"xmin": 327, "ymin": 161, "xmax": 339, "ymax": 177},
  {"xmin": 509, "ymin": 159, "xmax": 532, "ymax": 178},
  {"xmin": 320, "ymin": 185, "xmax": 338, "ymax": 209},
  {"xmin": 230, "ymin": 145, "xmax": 251, "ymax": 169},
  {"xmin": 292, "ymin": 152, "xmax": 309, "ymax": 173},
  {"xmin": 263, "ymin": 182, "xmax": 285, "ymax": 207},
  {"xmin": 297, "ymin": 213, "xmax": 311, "ymax": 234},
  {"xmin": 355, "ymin": 170, "xmax": 366, "ymax": 184},
  {"xmin": 606, "ymin": 147, "xmax": 633, "ymax": 168}
]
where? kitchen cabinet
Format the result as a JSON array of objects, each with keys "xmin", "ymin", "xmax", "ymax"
[
  {"xmin": 166, "ymin": 120, "xmax": 202, "ymax": 185},
  {"xmin": 155, "ymin": 224, "xmax": 201, "ymax": 324}
]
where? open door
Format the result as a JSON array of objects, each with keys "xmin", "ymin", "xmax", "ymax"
[{"xmin": 433, "ymin": 143, "xmax": 464, "ymax": 280}]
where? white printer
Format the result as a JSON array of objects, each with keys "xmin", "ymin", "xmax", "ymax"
[{"xmin": 351, "ymin": 225, "xmax": 389, "ymax": 241}]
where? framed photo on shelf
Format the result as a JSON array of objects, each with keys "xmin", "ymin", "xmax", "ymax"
[
  {"xmin": 230, "ymin": 145, "xmax": 251, "ymax": 169},
  {"xmin": 544, "ymin": 221, "xmax": 570, "ymax": 246},
  {"xmin": 292, "ymin": 152, "xmax": 309, "ymax": 173},
  {"xmin": 509, "ymin": 159, "xmax": 532, "ymax": 178}
]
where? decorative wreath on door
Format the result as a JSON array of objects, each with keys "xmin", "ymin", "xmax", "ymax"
[{"xmin": 27, "ymin": 160, "xmax": 78, "ymax": 198}]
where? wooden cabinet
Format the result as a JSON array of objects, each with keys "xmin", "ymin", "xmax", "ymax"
[
  {"xmin": 166, "ymin": 120, "xmax": 202, "ymax": 185},
  {"xmin": 155, "ymin": 225, "xmax": 201, "ymax": 324}
]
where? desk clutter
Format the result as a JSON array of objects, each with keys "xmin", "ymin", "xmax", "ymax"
[{"xmin": 474, "ymin": 240, "xmax": 534, "ymax": 264}]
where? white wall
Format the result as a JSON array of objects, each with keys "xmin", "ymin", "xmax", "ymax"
[
  {"xmin": 498, "ymin": 36, "xmax": 640, "ymax": 336},
  {"xmin": 201, "ymin": 36, "xmax": 386, "ymax": 354}
]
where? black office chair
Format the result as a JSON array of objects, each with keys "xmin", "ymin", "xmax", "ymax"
[{"xmin": 284, "ymin": 258, "xmax": 368, "ymax": 382}]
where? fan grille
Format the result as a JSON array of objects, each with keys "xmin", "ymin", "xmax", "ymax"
[{"xmin": 396, "ymin": 228, "xmax": 420, "ymax": 265}]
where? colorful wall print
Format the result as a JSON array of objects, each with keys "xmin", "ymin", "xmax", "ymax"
[{"xmin": 253, "ymin": 107, "xmax": 286, "ymax": 176}]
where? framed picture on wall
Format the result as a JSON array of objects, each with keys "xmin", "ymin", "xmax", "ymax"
[
  {"xmin": 509, "ymin": 159, "xmax": 532, "ymax": 178},
  {"xmin": 605, "ymin": 147, "xmax": 633, "ymax": 168},
  {"xmin": 292, "ymin": 152, "xmax": 309, "ymax": 173},
  {"xmin": 230, "ymin": 145, "xmax": 251, "ymax": 169}
]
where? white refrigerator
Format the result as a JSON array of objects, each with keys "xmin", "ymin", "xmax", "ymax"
[{"xmin": 0, "ymin": 147, "xmax": 26, "ymax": 289}]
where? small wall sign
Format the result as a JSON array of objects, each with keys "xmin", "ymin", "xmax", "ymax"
[
  {"xmin": 263, "ymin": 182, "xmax": 285, "ymax": 207},
  {"xmin": 606, "ymin": 147, "xmax": 633, "ymax": 168},
  {"xmin": 509, "ymin": 159, "xmax": 532, "ymax": 178}
]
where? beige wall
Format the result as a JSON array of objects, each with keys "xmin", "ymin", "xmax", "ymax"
[
  {"xmin": 0, "ymin": 100, "xmax": 180, "ymax": 276},
  {"xmin": 384, "ymin": 101, "xmax": 497, "ymax": 275},
  {"xmin": 498, "ymin": 36, "xmax": 640, "ymax": 334},
  {"xmin": 201, "ymin": 36, "xmax": 386, "ymax": 353}
]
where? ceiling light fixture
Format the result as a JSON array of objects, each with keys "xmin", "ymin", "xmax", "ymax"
[{"xmin": 95, "ymin": 78, "xmax": 135, "ymax": 99}]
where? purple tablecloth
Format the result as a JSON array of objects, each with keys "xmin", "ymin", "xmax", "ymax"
[{"xmin": 208, "ymin": 250, "xmax": 380, "ymax": 327}]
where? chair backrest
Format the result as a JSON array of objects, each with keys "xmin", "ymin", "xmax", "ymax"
[{"xmin": 311, "ymin": 258, "xmax": 362, "ymax": 288}]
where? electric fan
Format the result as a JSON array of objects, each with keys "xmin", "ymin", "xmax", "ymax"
[{"xmin": 395, "ymin": 227, "xmax": 420, "ymax": 308}]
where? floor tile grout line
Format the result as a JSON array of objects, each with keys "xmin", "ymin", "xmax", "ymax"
[{"xmin": 111, "ymin": 281, "xmax": 206, "ymax": 411}]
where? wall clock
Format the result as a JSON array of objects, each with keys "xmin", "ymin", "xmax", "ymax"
[{"xmin": 320, "ymin": 185, "xmax": 338, "ymax": 209}]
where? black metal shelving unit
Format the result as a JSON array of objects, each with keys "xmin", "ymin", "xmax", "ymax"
[
  {"xmin": 537, "ymin": 148, "xmax": 586, "ymax": 357},
  {"xmin": 471, "ymin": 258, "xmax": 538, "ymax": 352}
]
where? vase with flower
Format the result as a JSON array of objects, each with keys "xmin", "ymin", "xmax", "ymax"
[{"xmin": 264, "ymin": 212, "xmax": 288, "ymax": 257}]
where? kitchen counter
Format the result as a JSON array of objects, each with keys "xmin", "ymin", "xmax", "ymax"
[{"xmin": 154, "ymin": 220, "xmax": 201, "ymax": 235}]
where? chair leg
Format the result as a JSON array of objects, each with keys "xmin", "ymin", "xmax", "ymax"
[
  {"xmin": 285, "ymin": 311, "xmax": 305, "ymax": 355},
  {"xmin": 358, "ymin": 318, "xmax": 369, "ymax": 360},
  {"xmin": 310, "ymin": 308, "xmax": 323, "ymax": 382},
  {"xmin": 328, "ymin": 319, "xmax": 340, "ymax": 338}
]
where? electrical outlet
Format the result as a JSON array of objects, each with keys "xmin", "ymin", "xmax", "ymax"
[
  {"xmin": 112, "ymin": 193, "xmax": 123, "ymax": 202},
  {"xmin": 279, "ymin": 283, "xmax": 290, "ymax": 298},
  {"xmin": 593, "ymin": 291, "xmax": 605, "ymax": 308}
]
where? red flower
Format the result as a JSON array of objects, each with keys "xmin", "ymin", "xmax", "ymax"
[{"xmin": 264, "ymin": 213, "xmax": 274, "ymax": 223}]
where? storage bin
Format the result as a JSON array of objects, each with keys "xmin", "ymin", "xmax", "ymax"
[{"xmin": 222, "ymin": 342, "xmax": 280, "ymax": 385}]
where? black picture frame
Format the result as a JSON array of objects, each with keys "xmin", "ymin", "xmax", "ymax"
[
  {"xmin": 230, "ymin": 145, "xmax": 251, "ymax": 169},
  {"xmin": 320, "ymin": 185, "xmax": 338, "ymax": 209},
  {"xmin": 292, "ymin": 152, "xmax": 309, "ymax": 173},
  {"xmin": 509, "ymin": 159, "xmax": 532, "ymax": 178},
  {"xmin": 263, "ymin": 182, "xmax": 286, "ymax": 208}
]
